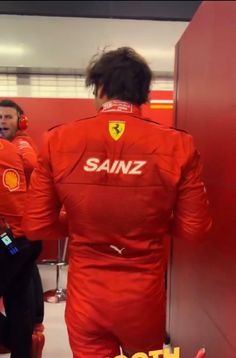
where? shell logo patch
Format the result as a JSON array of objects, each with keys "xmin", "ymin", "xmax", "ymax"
[
  {"xmin": 0, "ymin": 141, "xmax": 4, "ymax": 150},
  {"xmin": 109, "ymin": 121, "xmax": 126, "ymax": 141},
  {"xmin": 3, "ymin": 169, "xmax": 20, "ymax": 192}
]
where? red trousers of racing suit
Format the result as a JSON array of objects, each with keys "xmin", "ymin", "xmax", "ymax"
[{"xmin": 23, "ymin": 100, "xmax": 211, "ymax": 357}]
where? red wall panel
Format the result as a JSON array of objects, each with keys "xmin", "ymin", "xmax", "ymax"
[
  {"xmin": 11, "ymin": 98, "xmax": 96, "ymax": 149},
  {"xmin": 142, "ymin": 90, "xmax": 173, "ymax": 127},
  {"xmin": 170, "ymin": 2, "xmax": 236, "ymax": 357}
]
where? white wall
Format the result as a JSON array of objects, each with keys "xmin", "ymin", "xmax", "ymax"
[
  {"xmin": 0, "ymin": 15, "xmax": 188, "ymax": 75},
  {"xmin": 0, "ymin": 74, "xmax": 173, "ymax": 98}
]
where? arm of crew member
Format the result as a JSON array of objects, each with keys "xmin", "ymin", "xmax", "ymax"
[
  {"xmin": 22, "ymin": 134, "xmax": 68, "ymax": 241},
  {"xmin": 14, "ymin": 138, "xmax": 38, "ymax": 174},
  {"xmin": 172, "ymin": 135, "xmax": 212, "ymax": 240}
]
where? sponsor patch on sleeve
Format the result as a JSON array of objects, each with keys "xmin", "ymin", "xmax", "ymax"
[{"xmin": 2, "ymin": 169, "xmax": 20, "ymax": 191}]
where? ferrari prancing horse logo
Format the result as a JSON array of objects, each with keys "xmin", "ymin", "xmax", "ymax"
[{"xmin": 109, "ymin": 121, "xmax": 126, "ymax": 141}]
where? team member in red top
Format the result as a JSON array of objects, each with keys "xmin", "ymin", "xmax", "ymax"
[
  {"xmin": 0, "ymin": 137, "xmax": 42, "ymax": 358},
  {"xmin": 23, "ymin": 47, "xmax": 211, "ymax": 358},
  {"xmin": 0, "ymin": 100, "xmax": 37, "ymax": 184},
  {"xmin": 0, "ymin": 100, "xmax": 44, "ymax": 357}
]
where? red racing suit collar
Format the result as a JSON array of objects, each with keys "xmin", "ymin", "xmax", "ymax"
[{"xmin": 99, "ymin": 100, "xmax": 141, "ymax": 116}]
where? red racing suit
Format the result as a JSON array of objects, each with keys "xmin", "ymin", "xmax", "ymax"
[
  {"xmin": 0, "ymin": 138, "xmax": 27, "ymax": 238},
  {"xmin": 23, "ymin": 100, "xmax": 211, "ymax": 357},
  {"xmin": 0, "ymin": 138, "xmax": 42, "ymax": 358}
]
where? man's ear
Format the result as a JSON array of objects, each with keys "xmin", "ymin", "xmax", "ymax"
[{"xmin": 97, "ymin": 85, "xmax": 105, "ymax": 99}]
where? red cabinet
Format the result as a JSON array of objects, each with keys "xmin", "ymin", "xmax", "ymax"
[{"xmin": 170, "ymin": 2, "xmax": 236, "ymax": 357}]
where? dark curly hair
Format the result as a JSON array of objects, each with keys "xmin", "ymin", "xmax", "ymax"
[{"xmin": 86, "ymin": 47, "xmax": 152, "ymax": 105}]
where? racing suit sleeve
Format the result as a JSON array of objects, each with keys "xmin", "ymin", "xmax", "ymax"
[
  {"xmin": 22, "ymin": 132, "xmax": 68, "ymax": 241},
  {"xmin": 172, "ymin": 134, "xmax": 212, "ymax": 240},
  {"xmin": 14, "ymin": 137, "xmax": 38, "ymax": 176}
]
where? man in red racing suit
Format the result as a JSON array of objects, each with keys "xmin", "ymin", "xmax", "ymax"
[
  {"xmin": 0, "ymin": 137, "xmax": 42, "ymax": 357},
  {"xmin": 0, "ymin": 100, "xmax": 44, "ymax": 356},
  {"xmin": 23, "ymin": 47, "xmax": 211, "ymax": 358}
]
